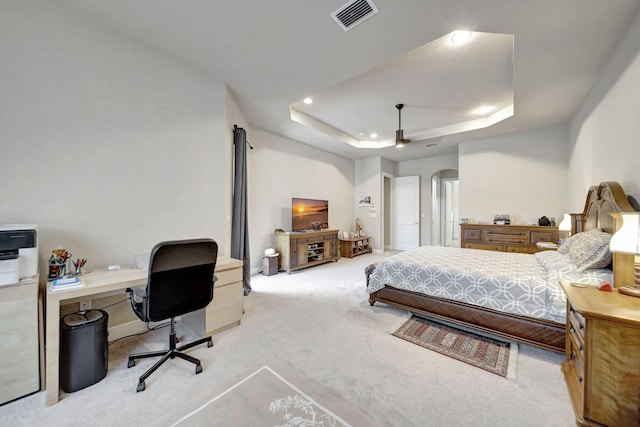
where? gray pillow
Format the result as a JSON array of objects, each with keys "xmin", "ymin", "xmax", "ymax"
[
  {"xmin": 558, "ymin": 232, "xmax": 580, "ymax": 254},
  {"xmin": 568, "ymin": 230, "xmax": 612, "ymax": 271}
]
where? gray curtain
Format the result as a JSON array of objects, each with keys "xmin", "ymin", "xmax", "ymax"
[{"xmin": 231, "ymin": 125, "xmax": 251, "ymax": 294}]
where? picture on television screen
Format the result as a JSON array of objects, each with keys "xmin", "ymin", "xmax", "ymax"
[{"xmin": 292, "ymin": 198, "xmax": 329, "ymax": 231}]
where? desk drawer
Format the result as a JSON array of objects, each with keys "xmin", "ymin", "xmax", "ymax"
[
  {"xmin": 205, "ymin": 281, "xmax": 243, "ymax": 334},
  {"xmin": 215, "ymin": 268, "xmax": 243, "ymax": 287}
]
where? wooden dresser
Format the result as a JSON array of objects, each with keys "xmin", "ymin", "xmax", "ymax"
[
  {"xmin": 560, "ymin": 281, "xmax": 640, "ymax": 426},
  {"xmin": 275, "ymin": 229, "xmax": 339, "ymax": 273},
  {"xmin": 460, "ymin": 224, "xmax": 558, "ymax": 254}
]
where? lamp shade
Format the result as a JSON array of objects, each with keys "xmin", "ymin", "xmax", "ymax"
[
  {"xmin": 609, "ymin": 212, "xmax": 640, "ymax": 255},
  {"xmin": 558, "ymin": 213, "xmax": 572, "ymax": 232}
]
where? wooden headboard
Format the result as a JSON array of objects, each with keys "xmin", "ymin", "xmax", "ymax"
[{"xmin": 569, "ymin": 181, "xmax": 637, "ymax": 286}]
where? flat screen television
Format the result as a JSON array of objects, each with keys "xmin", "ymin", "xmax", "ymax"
[{"xmin": 292, "ymin": 198, "xmax": 329, "ymax": 231}]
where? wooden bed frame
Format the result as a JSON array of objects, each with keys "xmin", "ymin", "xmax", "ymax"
[{"xmin": 367, "ymin": 182, "xmax": 636, "ymax": 353}]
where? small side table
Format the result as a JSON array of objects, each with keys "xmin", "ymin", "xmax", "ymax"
[
  {"xmin": 559, "ymin": 281, "xmax": 640, "ymax": 426},
  {"xmin": 339, "ymin": 237, "xmax": 370, "ymax": 258},
  {"xmin": 262, "ymin": 254, "xmax": 279, "ymax": 276}
]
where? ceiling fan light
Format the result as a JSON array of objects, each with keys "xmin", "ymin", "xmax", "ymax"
[{"xmin": 395, "ymin": 103, "xmax": 410, "ymax": 147}]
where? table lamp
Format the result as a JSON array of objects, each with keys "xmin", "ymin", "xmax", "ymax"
[
  {"xmin": 609, "ymin": 212, "xmax": 640, "ymax": 297},
  {"xmin": 557, "ymin": 213, "xmax": 572, "ymax": 245},
  {"xmin": 558, "ymin": 213, "xmax": 572, "ymax": 234}
]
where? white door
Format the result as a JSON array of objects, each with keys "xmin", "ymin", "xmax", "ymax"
[
  {"xmin": 431, "ymin": 175, "xmax": 441, "ymax": 245},
  {"xmin": 394, "ymin": 175, "xmax": 420, "ymax": 250},
  {"xmin": 443, "ymin": 179, "xmax": 459, "ymax": 247}
]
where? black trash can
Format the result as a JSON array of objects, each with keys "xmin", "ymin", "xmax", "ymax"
[{"xmin": 60, "ymin": 309, "xmax": 108, "ymax": 393}]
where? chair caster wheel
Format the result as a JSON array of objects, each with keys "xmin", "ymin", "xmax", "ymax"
[
  {"xmin": 207, "ymin": 341, "xmax": 213, "ymax": 348},
  {"xmin": 128, "ymin": 359, "xmax": 135, "ymax": 368},
  {"xmin": 136, "ymin": 382, "xmax": 145, "ymax": 392},
  {"xmin": 195, "ymin": 365, "xmax": 203, "ymax": 374}
]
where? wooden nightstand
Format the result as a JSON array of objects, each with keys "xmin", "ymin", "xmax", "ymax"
[{"xmin": 559, "ymin": 281, "xmax": 640, "ymax": 426}]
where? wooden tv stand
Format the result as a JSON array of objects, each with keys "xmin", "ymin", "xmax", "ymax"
[{"xmin": 275, "ymin": 229, "xmax": 339, "ymax": 273}]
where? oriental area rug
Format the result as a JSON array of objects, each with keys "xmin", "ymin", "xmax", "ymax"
[
  {"xmin": 155, "ymin": 356, "xmax": 381, "ymax": 427},
  {"xmin": 393, "ymin": 316, "xmax": 515, "ymax": 378}
]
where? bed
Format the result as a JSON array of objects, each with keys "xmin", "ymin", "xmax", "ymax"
[{"xmin": 366, "ymin": 181, "xmax": 637, "ymax": 353}]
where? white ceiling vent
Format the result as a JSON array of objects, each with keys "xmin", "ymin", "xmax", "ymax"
[{"xmin": 331, "ymin": 0, "xmax": 378, "ymax": 32}]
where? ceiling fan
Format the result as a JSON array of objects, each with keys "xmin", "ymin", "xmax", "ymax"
[{"xmin": 395, "ymin": 103, "xmax": 410, "ymax": 147}]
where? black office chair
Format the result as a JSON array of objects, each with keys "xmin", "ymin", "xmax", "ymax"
[{"xmin": 126, "ymin": 238, "xmax": 218, "ymax": 392}]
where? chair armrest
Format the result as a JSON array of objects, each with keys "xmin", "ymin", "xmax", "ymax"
[
  {"xmin": 126, "ymin": 286, "xmax": 147, "ymax": 321},
  {"xmin": 126, "ymin": 286, "xmax": 146, "ymax": 299}
]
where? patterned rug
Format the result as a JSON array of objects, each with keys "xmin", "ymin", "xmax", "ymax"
[
  {"xmin": 393, "ymin": 316, "xmax": 513, "ymax": 377},
  {"xmin": 154, "ymin": 355, "xmax": 382, "ymax": 426}
]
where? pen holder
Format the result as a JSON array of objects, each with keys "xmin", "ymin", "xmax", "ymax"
[{"xmin": 48, "ymin": 261, "xmax": 66, "ymax": 280}]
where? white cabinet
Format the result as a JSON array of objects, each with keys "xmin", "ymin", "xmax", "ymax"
[{"xmin": 0, "ymin": 277, "xmax": 40, "ymax": 404}]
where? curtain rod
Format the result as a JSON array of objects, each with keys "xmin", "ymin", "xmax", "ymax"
[{"xmin": 233, "ymin": 124, "xmax": 254, "ymax": 149}]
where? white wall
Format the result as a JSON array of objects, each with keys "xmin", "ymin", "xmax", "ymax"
[
  {"xmin": 458, "ymin": 125, "xmax": 569, "ymax": 225},
  {"xmin": 355, "ymin": 157, "xmax": 383, "ymax": 252},
  {"xmin": 0, "ymin": 0, "xmax": 229, "ymax": 276},
  {"xmin": 248, "ymin": 129, "xmax": 355, "ymax": 271},
  {"xmin": 568, "ymin": 7, "xmax": 640, "ymax": 208}
]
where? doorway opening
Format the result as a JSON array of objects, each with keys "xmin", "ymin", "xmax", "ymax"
[{"xmin": 431, "ymin": 169, "xmax": 459, "ymax": 247}]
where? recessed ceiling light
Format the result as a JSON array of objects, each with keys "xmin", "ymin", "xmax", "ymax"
[
  {"xmin": 473, "ymin": 105, "xmax": 494, "ymax": 115},
  {"xmin": 358, "ymin": 132, "xmax": 366, "ymax": 137},
  {"xmin": 450, "ymin": 30, "xmax": 472, "ymax": 45},
  {"xmin": 370, "ymin": 133, "xmax": 378, "ymax": 138},
  {"xmin": 303, "ymin": 97, "xmax": 313, "ymax": 104}
]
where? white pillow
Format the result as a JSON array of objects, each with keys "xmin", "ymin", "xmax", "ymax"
[{"xmin": 568, "ymin": 229, "xmax": 612, "ymax": 272}]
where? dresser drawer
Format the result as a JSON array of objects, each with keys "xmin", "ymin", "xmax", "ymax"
[
  {"xmin": 462, "ymin": 228, "xmax": 482, "ymax": 242},
  {"xmin": 568, "ymin": 331, "xmax": 585, "ymax": 381},
  {"xmin": 483, "ymin": 229, "xmax": 528, "ymax": 244},
  {"xmin": 531, "ymin": 230, "xmax": 556, "ymax": 244},
  {"xmin": 505, "ymin": 246, "xmax": 536, "ymax": 254},
  {"xmin": 461, "ymin": 224, "xmax": 557, "ymax": 254},
  {"xmin": 464, "ymin": 243, "xmax": 502, "ymax": 251},
  {"xmin": 568, "ymin": 306, "xmax": 586, "ymax": 341},
  {"xmin": 567, "ymin": 304, "xmax": 586, "ymax": 404}
]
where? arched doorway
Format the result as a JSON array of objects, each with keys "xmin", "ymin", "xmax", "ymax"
[{"xmin": 431, "ymin": 169, "xmax": 459, "ymax": 246}]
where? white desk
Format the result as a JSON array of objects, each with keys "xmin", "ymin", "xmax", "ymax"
[{"xmin": 45, "ymin": 256, "xmax": 242, "ymax": 406}]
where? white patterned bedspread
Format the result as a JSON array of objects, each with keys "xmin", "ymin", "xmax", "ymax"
[{"xmin": 367, "ymin": 246, "xmax": 613, "ymax": 324}]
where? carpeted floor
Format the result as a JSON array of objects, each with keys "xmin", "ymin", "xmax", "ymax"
[{"xmin": 0, "ymin": 252, "xmax": 575, "ymax": 426}]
